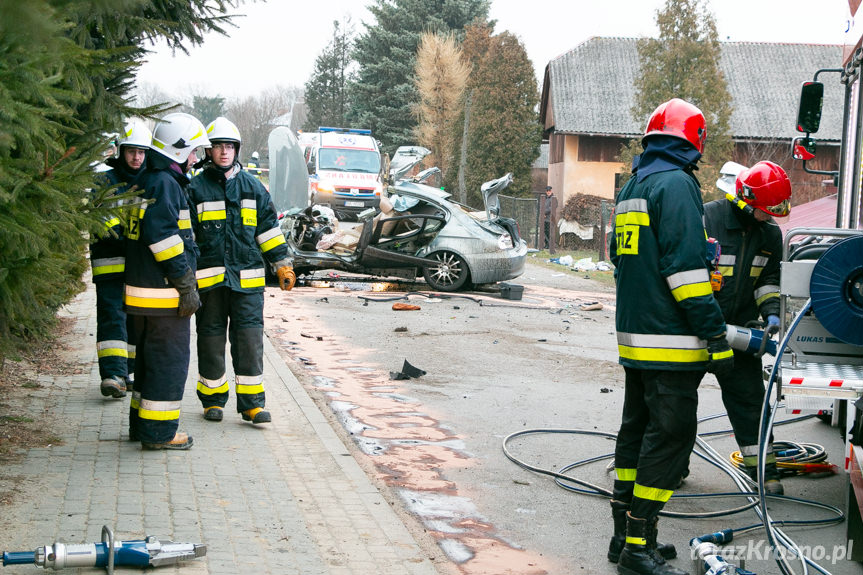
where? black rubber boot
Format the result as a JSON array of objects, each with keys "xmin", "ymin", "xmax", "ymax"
[
  {"xmin": 608, "ymin": 501, "xmax": 677, "ymax": 563},
  {"xmin": 743, "ymin": 461, "xmax": 784, "ymax": 495},
  {"xmin": 617, "ymin": 513, "xmax": 687, "ymax": 575}
]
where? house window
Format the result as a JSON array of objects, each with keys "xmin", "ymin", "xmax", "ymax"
[
  {"xmin": 550, "ymin": 133, "xmax": 565, "ymax": 164},
  {"xmin": 578, "ymin": 136, "xmax": 623, "ymax": 163}
]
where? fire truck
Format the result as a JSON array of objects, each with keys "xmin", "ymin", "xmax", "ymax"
[{"xmin": 784, "ymin": 0, "xmax": 863, "ymax": 558}]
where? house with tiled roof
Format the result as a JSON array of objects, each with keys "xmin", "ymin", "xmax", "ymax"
[{"xmin": 539, "ymin": 37, "xmax": 844, "ymax": 206}]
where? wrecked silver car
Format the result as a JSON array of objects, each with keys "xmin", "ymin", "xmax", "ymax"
[{"xmin": 278, "ymin": 162, "xmax": 527, "ymax": 292}]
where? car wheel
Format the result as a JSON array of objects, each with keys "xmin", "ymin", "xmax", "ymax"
[{"xmin": 423, "ymin": 251, "xmax": 470, "ymax": 292}]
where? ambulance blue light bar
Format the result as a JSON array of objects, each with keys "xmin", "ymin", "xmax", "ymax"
[{"xmin": 319, "ymin": 126, "xmax": 372, "ymax": 135}]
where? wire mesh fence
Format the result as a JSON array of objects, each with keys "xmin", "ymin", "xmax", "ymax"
[{"xmin": 499, "ymin": 194, "xmax": 540, "ymax": 248}]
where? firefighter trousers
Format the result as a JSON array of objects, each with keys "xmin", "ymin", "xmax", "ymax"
[
  {"xmin": 95, "ymin": 278, "xmax": 136, "ymax": 380},
  {"xmin": 716, "ymin": 350, "xmax": 773, "ymax": 454},
  {"xmin": 613, "ymin": 367, "xmax": 701, "ymax": 520},
  {"xmin": 195, "ymin": 287, "xmax": 266, "ymax": 413},
  {"xmin": 129, "ymin": 314, "xmax": 190, "ymax": 444}
]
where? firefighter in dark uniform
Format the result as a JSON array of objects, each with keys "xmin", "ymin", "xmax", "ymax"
[
  {"xmin": 246, "ymin": 150, "xmax": 262, "ymax": 179},
  {"xmin": 609, "ymin": 98, "xmax": 733, "ymax": 575},
  {"xmin": 704, "ymin": 160, "xmax": 792, "ymax": 495},
  {"xmin": 124, "ymin": 112, "xmax": 210, "ymax": 450},
  {"xmin": 188, "ymin": 117, "xmax": 295, "ymax": 425},
  {"xmin": 92, "ymin": 120, "xmax": 150, "ymax": 399}
]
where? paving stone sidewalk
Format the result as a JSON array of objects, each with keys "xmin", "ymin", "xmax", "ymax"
[{"xmin": 0, "ymin": 284, "xmax": 439, "ymax": 575}]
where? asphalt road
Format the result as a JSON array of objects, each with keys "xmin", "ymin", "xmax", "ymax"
[{"xmin": 263, "ymin": 259, "xmax": 861, "ymax": 575}]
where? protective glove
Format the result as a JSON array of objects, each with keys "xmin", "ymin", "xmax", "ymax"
[
  {"xmin": 764, "ymin": 314, "xmax": 780, "ymax": 337},
  {"xmin": 277, "ymin": 265, "xmax": 296, "ymax": 291},
  {"xmin": 706, "ymin": 336, "xmax": 734, "ymax": 376},
  {"xmin": 167, "ymin": 269, "xmax": 201, "ymax": 318}
]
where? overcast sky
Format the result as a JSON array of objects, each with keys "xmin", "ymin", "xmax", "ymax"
[{"xmin": 135, "ymin": 0, "xmax": 849, "ymax": 101}]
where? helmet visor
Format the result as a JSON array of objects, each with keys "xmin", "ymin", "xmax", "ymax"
[{"xmin": 760, "ymin": 198, "xmax": 790, "ymax": 217}]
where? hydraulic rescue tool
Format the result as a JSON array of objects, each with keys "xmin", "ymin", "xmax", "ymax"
[
  {"xmin": 690, "ymin": 531, "xmax": 754, "ymax": 575},
  {"xmin": 1, "ymin": 526, "xmax": 206, "ymax": 573}
]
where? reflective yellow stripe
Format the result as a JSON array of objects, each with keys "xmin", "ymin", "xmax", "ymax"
[
  {"xmin": 710, "ymin": 348, "xmax": 734, "ymax": 360},
  {"xmin": 196, "ymin": 267, "xmax": 226, "ymax": 289},
  {"xmin": 259, "ymin": 234, "xmax": 286, "ymax": 252},
  {"xmin": 615, "ymin": 211, "xmax": 649, "ymax": 226},
  {"xmin": 104, "ymin": 217, "xmax": 121, "ymax": 229},
  {"xmin": 240, "ymin": 277, "xmax": 266, "ymax": 288},
  {"xmin": 236, "ymin": 374, "xmax": 265, "ymax": 395},
  {"xmin": 626, "ymin": 536, "xmax": 647, "ymax": 546},
  {"xmin": 197, "ymin": 201, "xmax": 226, "ymax": 222},
  {"xmin": 124, "ymin": 285, "xmax": 180, "ymax": 308},
  {"xmin": 97, "ymin": 340, "xmax": 128, "ymax": 358},
  {"xmin": 241, "ymin": 208, "xmax": 257, "ymax": 226},
  {"xmin": 239, "ymin": 267, "xmax": 266, "ymax": 288},
  {"xmin": 666, "ymin": 269, "xmax": 711, "ymax": 302},
  {"xmin": 198, "ymin": 274, "xmax": 224, "ymax": 288},
  {"xmin": 619, "ymin": 345, "xmax": 708, "ymax": 363},
  {"xmin": 137, "ymin": 399, "xmax": 181, "ymax": 422},
  {"xmin": 197, "ymin": 375, "xmax": 229, "ymax": 395},
  {"xmin": 616, "ymin": 468, "xmax": 637, "ymax": 481},
  {"xmin": 150, "ymin": 235, "xmax": 184, "ymax": 262},
  {"xmin": 633, "ymin": 482, "xmax": 673, "ymax": 503},
  {"xmin": 670, "ymin": 282, "xmax": 713, "ymax": 301},
  {"xmin": 92, "ymin": 257, "xmax": 125, "ymax": 276},
  {"xmin": 200, "ymin": 210, "xmax": 226, "ymax": 221},
  {"xmin": 754, "ymin": 285, "xmax": 779, "ymax": 306},
  {"xmin": 178, "ymin": 209, "xmax": 192, "ymax": 230},
  {"xmin": 718, "ymin": 266, "xmax": 734, "ymax": 277},
  {"xmin": 138, "ymin": 406, "xmax": 181, "ymax": 421},
  {"xmin": 755, "ymin": 292, "xmax": 778, "ymax": 306},
  {"xmin": 125, "ymin": 294, "xmax": 179, "ymax": 308}
]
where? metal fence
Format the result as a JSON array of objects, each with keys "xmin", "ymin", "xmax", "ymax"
[
  {"xmin": 499, "ymin": 194, "xmax": 615, "ymax": 261},
  {"xmin": 499, "ymin": 194, "xmax": 540, "ymax": 248}
]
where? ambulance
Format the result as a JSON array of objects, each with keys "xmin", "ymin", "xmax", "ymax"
[{"xmin": 305, "ymin": 127, "xmax": 383, "ymax": 219}]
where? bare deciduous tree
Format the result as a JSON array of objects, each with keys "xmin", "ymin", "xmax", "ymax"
[{"xmin": 226, "ymin": 86, "xmax": 301, "ymax": 166}]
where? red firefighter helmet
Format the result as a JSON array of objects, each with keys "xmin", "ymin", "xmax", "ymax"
[
  {"xmin": 735, "ymin": 161, "xmax": 792, "ymax": 217},
  {"xmin": 643, "ymin": 98, "xmax": 706, "ymax": 153}
]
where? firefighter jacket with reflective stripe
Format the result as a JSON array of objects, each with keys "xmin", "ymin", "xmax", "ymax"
[
  {"xmin": 703, "ymin": 198, "xmax": 782, "ymax": 326},
  {"xmin": 90, "ymin": 158, "xmax": 142, "ymax": 282},
  {"xmin": 124, "ymin": 152, "xmax": 197, "ymax": 316},
  {"xmin": 187, "ymin": 164, "xmax": 288, "ymax": 293},
  {"xmin": 610, "ymin": 169, "xmax": 727, "ymax": 371}
]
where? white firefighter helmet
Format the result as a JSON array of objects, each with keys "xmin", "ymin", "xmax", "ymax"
[
  {"xmin": 205, "ymin": 116, "xmax": 242, "ymax": 146},
  {"xmin": 119, "ymin": 119, "xmax": 152, "ymax": 151},
  {"xmin": 251, "ymin": 151, "xmax": 259, "ymax": 161},
  {"xmin": 716, "ymin": 161, "xmax": 747, "ymax": 195},
  {"xmin": 150, "ymin": 113, "xmax": 210, "ymax": 163}
]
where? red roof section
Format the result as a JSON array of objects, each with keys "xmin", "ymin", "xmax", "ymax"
[{"xmin": 777, "ymin": 195, "xmax": 838, "ymax": 236}]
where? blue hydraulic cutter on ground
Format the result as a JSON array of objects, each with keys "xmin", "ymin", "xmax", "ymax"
[{"xmin": 2, "ymin": 526, "xmax": 206, "ymax": 573}]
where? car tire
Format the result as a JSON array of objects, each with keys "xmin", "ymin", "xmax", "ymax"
[{"xmin": 423, "ymin": 251, "xmax": 470, "ymax": 292}]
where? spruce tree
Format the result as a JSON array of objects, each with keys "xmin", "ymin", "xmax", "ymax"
[
  {"xmin": 0, "ymin": 0, "xmax": 243, "ymax": 366},
  {"xmin": 303, "ymin": 19, "xmax": 355, "ymax": 131},
  {"xmin": 350, "ymin": 0, "xmax": 490, "ymax": 154}
]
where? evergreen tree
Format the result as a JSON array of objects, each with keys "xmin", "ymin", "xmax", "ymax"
[
  {"xmin": 189, "ymin": 95, "xmax": 226, "ymax": 126},
  {"xmin": 303, "ymin": 19, "xmax": 355, "ymax": 131},
  {"xmin": 413, "ymin": 32, "xmax": 470, "ymax": 178},
  {"xmin": 622, "ymin": 0, "xmax": 733, "ymax": 199},
  {"xmin": 443, "ymin": 24, "xmax": 541, "ymax": 207},
  {"xmin": 350, "ymin": 0, "xmax": 491, "ymax": 154},
  {"xmin": 0, "ymin": 0, "xmax": 242, "ymax": 366}
]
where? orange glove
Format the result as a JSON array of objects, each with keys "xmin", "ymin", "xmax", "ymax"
[{"xmin": 277, "ymin": 266, "xmax": 296, "ymax": 291}]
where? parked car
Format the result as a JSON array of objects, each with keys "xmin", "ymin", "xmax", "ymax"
[{"xmin": 279, "ymin": 168, "xmax": 527, "ymax": 292}]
